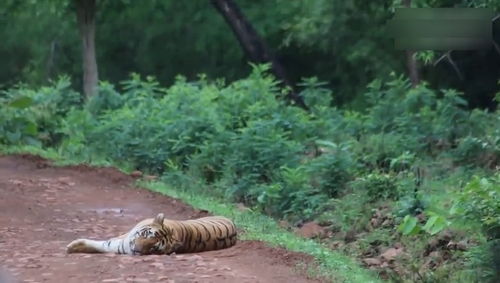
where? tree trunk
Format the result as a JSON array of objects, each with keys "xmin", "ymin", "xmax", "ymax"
[
  {"xmin": 76, "ymin": 0, "xmax": 98, "ymax": 97},
  {"xmin": 210, "ymin": 0, "xmax": 308, "ymax": 109},
  {"xmin": 403, "ymin": 0, "xmax": 420, "ymax": 87},
  {"xmin": 45, "ymin": 40, "xmax": 58, "ymax": 81},
  {"xmin": 406, "ymin": 50, "xmax": 420, "ymax": 87}
]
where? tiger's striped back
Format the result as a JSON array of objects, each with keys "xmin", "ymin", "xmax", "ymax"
[{"xmin": 165, "ymin": 216, "xmax": 237, "ymax": 253}]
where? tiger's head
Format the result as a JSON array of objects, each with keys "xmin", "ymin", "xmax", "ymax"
[{"xmin": 129, "ymin": 213, "xmax": 182, "ymax": 255}]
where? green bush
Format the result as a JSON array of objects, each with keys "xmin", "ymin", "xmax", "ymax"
[
  {"xmin": 461, "ymin": 240, "xmax": 500, "ymax": 283},
  {"xmin": 358, "ymin": 133, "xmax": 416, "ymax": 170},
  {"xmin": 0, "ymin": 76, "xmax": 81, "ymax": 146},
  {"xmin": 86, "ymin": 81, "xmax": 124, "ymax": 115},
  {"xmin": 350, "ymin": 172, "xmax": 399, "ymax": 201},
  {"xmin": 221, "ymin": 119, "xmax": 304, "ymax": 201},
  {"xmin": 87, "ymin": 75, "xmax": 224, "ymax": 173},
  {"xmin": 303, "ymin": 141, "xmax": 355, "ymax": 197},
  {"xmin": 453, "ymin": 135, "xmax": 499, "ymax": 168},
  {"xmin": 359, "ymin": 75, "xmax": 491, "ymax": 164},
  {"xmin": 0, "ymin": 95, "xmax": 39, "ymax": 145},
  {"xmin": 56, "ymin": 109, "xmax": 97, "ymax": 159},
  {"xmin": 250, "ymin": 166, "xmax": 328, "ymax": 221},
  {"xmin": 455, "ymin": 174, "xmax": 500, "ymax": 238}
]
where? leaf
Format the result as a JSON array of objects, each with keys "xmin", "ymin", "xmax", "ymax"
[
  {"xmin": 422, "ymin": 215, "xmax": 437, "ymax": 231},
  {"xmin": 449, "ymin": 203, "xmax": 460, "ymax": 215},
  {"xmin": 315, "ymin": 140, "xmax": 337, "ymax": 148},
  {"xmin": 24, "ymin": 136, "xmax": 42, "ymax": 147},
  {"xmin": 398, "ymin": 215, "xmax": 420, "ymax": 235},
  {"xmin": 23, "ymin": 121, "xmax": 38, "ymax": 135},
  {"xmin": 5, "ymin": 131, "xmax": 21, "ymax": 143},
  {"xmin": 257, "ymin": 193, "xmax": 266, "ymax": 204},
  {"xmin": 423, "ymin": 215, "xmax": 448, "ymax": 235},
  {"xmin": 9, "ymin": 96, "xmax": 34, "ymax": 108}
]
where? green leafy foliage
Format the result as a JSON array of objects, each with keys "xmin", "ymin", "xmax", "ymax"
[
  {"xmin": 0, "ymin": 95, "xmax": 38, "ymax": 145},
  {"xmin": 303, "ymin": 141, "xmax": 354, "ymax": 197},
  {"xmin": 398, "ymin": 215, "xmax": 421, "ymax": 236},
  {"xmin": 461, "ymin": 239, "xmax": 500, "ymax": 282},
  {"xmin": 86, "ymin": 81, "xmax": 124, "ymax": 115},
  {"xmin": 453, "ymin": 134, "xmax": 500, "ymax": 168},
  {"xmin": 87, "ymin": 75, "xmax": 223, "ymax": 173},
  {"xmin": 2, "ymin": 67, "xmax": 497, "ymax": 224},
  {"xmin": 422, "ymin": 214, "xmax": 448, "ymax": 235},
  {"xmin": 398, "ymin": 212, "xmax": 449, "ymax": 236},
  {"xmin": 350, "ymin": 172, "xmax": 400, "ymax": 201},
  {"xmin": 9, "ymin": 95, "xmax": 35, "ymax": 108},
  {"xmin": 0, "ymin": 76, "xmax": 81, "ymax": 146},
  {"xmin": 455, "ymin": 174, "xmax": 500, "ymax": 238}
]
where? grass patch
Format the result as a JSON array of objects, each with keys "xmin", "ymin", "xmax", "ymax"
[
  {"xmin": 0, "ymin": 144, "xmax": 123, "ymax": 168},
  {"xmin": 0, "ymin": 145, "xmax": 62, "ymax": 161},
  {"xmin": 142, "ymin": 180, "xmax": 381, "ymax": 283}
]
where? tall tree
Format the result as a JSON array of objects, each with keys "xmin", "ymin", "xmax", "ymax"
[
  {"xmin": 403, "ymin": 0, "xmax": 420, "ymax": 87},
  {"xmin": 75, "ymin": 0, "xmax": 98, "ymax": 97},
  {"xmin": 210, "ymin": 0, "xmax": 307, "ymax": 109}
]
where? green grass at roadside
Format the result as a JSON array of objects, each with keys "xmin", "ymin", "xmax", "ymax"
[
  {"xmin": 1, "ymin": 145, "xmax": 61, "ymax": 161},
  {"xmin": 0, "ymin": 145, "xmax": 112, "ymax": 167}
]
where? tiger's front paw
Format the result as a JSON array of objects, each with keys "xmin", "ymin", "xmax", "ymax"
[{"xmin": 66, "ymin": 239, "xmax": 96, "ymax": 254}]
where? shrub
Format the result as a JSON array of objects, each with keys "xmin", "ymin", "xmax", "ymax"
[
  {"xmin": 57, "ymin": 109, "xmax": 97, "ymax": 160},
  {"xmin": 350, "ymin": 172, "xmax": 399, "ymax": 201},
  {"xmin": 297, "ymin": 77, "xmax": 333, "ymax": 109},
  {"xmin": 453, "ymin": 135, "xmax": 499, "ymax": 168},
  {"xmin": 221, "ymin": 119, "xmax": 304, "ymax": 200},
  {"xmin": 454, "ymin": 174, "xmax": 500, "ymax": 238},
  {"xmin": 87, "ymin": 75, "xmax": 224, "ymax": 173},
  {"xmin": 357, "ymin": 133, "xmax": 417, "ymax": 170},
  {"xmin": 279, "ymin": 166, "xmax": 328, "ymax": 221},
  {"xmin": 0, "ymin": 76, "xmax": 81, "ymax": 146},
  {"xmin": 246, "ymin": 166, "xmax": 329, "ymax": 221},
  {"xmin": 86, "ymin": 81, "xmax": 124, "ymax": 115},
  {"xmin": 303, "ymin": 141, "xmax": 355, "ymax": 197},
  {"xmin": 0, "ymin": 95, "xmax": 39, "ymax": 145},
  {"xmin": 461, "ymin": 239, "xmax": 500, "ymax": 283},
  {"xmin": 360, "ymin": 75, "xmax": 490, "ymax": 163}
]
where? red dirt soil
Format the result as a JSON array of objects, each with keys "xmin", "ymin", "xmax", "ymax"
[{"xmin": 0, "ymin": 155, "xmax": 322, "ymax": 283}]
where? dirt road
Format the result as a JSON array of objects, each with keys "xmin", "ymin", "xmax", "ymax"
[{"xmin": 0, "ymin": 155, "xmax": 320, "ymax": 283}]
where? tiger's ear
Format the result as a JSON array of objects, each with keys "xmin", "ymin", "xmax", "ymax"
[{"xmin": 154, "ymin": 213, "xmax": 165, "ymax": 225}]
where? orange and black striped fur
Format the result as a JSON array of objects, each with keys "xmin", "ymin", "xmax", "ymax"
[{"xmin": 66, "ymin": 213, "xmax": 237, "ymax": 255}]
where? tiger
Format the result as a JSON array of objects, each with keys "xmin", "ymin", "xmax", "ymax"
[{"xmin": 66, "ymin": 213, "xmax": 237, "ymax": 255}]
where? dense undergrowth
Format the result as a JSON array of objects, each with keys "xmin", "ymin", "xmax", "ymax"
[{"xmin": 1, "ymin": 65, "xmax": 499, "ymax": 282}]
